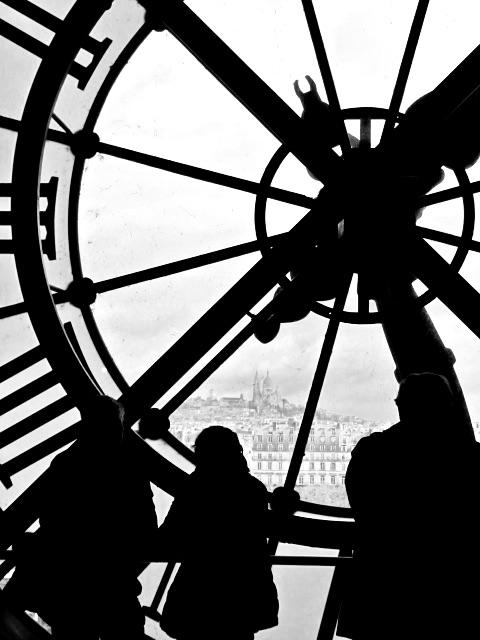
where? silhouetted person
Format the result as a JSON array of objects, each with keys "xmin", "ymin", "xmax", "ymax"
[
  {"xmin": 157, "ymin": 425, "xmax": 278, "ymax": 640},
  {"xmin": 338, "ymin": 372, "xmax": 480, "ymax": 640},
  {"xmin": 36, "ymin": 396, "xmax": 158, "ymax": 639}
]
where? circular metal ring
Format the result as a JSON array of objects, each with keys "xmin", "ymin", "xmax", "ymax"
[{"xmin": 254, "ymin": 107, "xmax": 475, "ymax": 324}]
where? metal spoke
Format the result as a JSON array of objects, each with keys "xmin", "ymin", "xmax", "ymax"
[
  {"xmin": 359, "ymin": 118, "xmax": 371, "ymax": 149},
  {"xmin": 95, "ymin": 235, "xmax": 286, "ymax": 294},
  {"xmin": 357, "ymin": 273, "xmax": 370, "ymax": 314},
  {"xmin": 159, "ymin": 1, "xmax": 342, "ymax": 182},
  {"xmin": 284, "ymin": 272, "xmax": 353, "ymax": 490},
  {"xmin": 0, "ymin": 291, "xmax": 67, "ymax": 320},
  {"xmin": 120, "ymin": 192, "xmax": 339, "ymax": 422},
  {"xmin": 410, "ymin": 237, "xmax": 480, "ymax": 339},
  {"xmin": 381, "ymin": 0, "xmax": 430, "ymax": 143},
  {"xmin": 417, "ymin": 226, "xmax": 480, "ymax": 253},
  {"xmin": 299, "ymin": 0, "xmax": 350, "ymax": 154},
  {"xmin": 98, "ymin": 141, "xmax": 314, "ymax": 209},
  {"xmin": 0, "ymin": 114, "xmax": 69, "ymax": 145},
  {"xmin": 51, "ymin": 112, "xmax": 73, "ymax": 135},
  {"xmin": 418, "ymin": 181, "xmax": 480, "ymax": 208}
]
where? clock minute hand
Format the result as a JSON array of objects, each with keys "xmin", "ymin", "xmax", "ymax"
[
  {"xmin": 142, "ymin": 0, "xmax": 342, "ymax": 184},
  {"xmin": 388, "ymin": 42, "xmax": 480, "ymax": 171},
  {"xmin": 123, "ymin": 191, "xmax": 339, "ymax": 421}
]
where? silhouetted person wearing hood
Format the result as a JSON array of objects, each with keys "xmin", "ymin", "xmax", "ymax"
[
  {"xmin": 339, "ymin": 372, "xmax": 480, "ymax": 640},
  {"xmin": 157, "ymin": 425, "xmax": 278, "ymax": 640},
  {"xmin": 36, "ymin": 396, "xmax": 157, "ymax": 639}
]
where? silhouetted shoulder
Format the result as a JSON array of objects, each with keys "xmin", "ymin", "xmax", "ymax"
[
  {"xmin": 248, "ymin": 473, "xmax": 270, "ymax": 496},
  {"xmin": 350, "ymin": 424, "xmax": 404, "ymax": 458}
]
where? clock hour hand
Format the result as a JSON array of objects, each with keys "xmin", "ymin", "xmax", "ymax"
[
  {"xmin": 139, "ymin": 0, "xmax": 342, "ymax": 184},
  {"xmin": 387, "ymin": 42, "xmax": 480, "ymax": 173},
  {"xmin": 123, "ymin": 192, "xmax": 341, "ymax": 420}
]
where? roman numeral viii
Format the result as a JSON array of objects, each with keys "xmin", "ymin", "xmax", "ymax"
[{"xmin": 0, "ymin": 345, "xmax": 78, "ymax": 481}]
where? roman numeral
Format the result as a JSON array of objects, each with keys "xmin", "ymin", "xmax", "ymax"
[
  {"xmin": 0, "ymin": 177, "xmax": 58, "ymax": 259},
  {"xmin": 0, "ymin": 345, "xmax": 77, "ymax": 466},
  {"xmin": 0, "ymin": 0, "xmax": 111, "ymax": 89}
]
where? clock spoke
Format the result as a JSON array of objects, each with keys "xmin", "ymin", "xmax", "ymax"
[
  {"xmin": 381, "ymin": 0, "xmax": 430, "ymax": 143},
  {"xmin": 146, "ymin": 0, "xmax": 342, "ymax": 182},
  {"xmin": 299, "ymin": 0, "xmax": 350, "ymax": 155},
  {"xmin": 417, "ymin": 226, "xmax": 480, "ymax": 253},
  {"xmin": 410, "ymin": 237, "xmax": 480, "ymax": 339},
  {"xmin": 418, "ymin": 181, "xmax": 480, "ymax": 209},
  {"xmin": 0, "ymin": 114, "xmax": 69, "ymax": 145},
  {"xmin": 97, "ymin": 141, "xmax": 314, "ymax": 209},
  {"xmin": 94, "ymin": 234, "xmax": 286, "ymax": 295},
  {"xmin": 283, "ymin": 272, "xmax": 353, "ymax": 491},
  {"xmin": 121, "ymin": 194, "xmax": 337, "ymax": 419},
  {"xmin": 50, "ymin": 112, "xmax": 73, "ymax": 136},
  {"xmin": 0, "ymin": 291, "xmax": 67, "ymax": 320}
]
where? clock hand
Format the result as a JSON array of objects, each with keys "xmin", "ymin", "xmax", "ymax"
[
  {"xmin": 387, "ymin": 42, "xmax": 480, "ymax": 172},
  {"xmin": 408, "ymin": 236, "xmax": 480, "ymax": 341},
  {"xmin": 122, "ymin": 192, "xmax": 340, "ymax": 422},
  {"xmin": 139, "ymin": 0, "xmax": 342, "ymax": 184}
]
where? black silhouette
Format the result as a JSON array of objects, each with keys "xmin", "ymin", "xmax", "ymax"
[
  {"xmin": 24, "ymin": 395, "xmax": 157, "ymax": 639},
  {"xmin": 338, "ymin": 372, "xmax": 480, "ymax": 640},
  {"xmin": 157, "ymin": 425, "xmax": 278, "ymax": 640}
]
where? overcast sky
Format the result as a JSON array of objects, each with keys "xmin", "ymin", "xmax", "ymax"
[{"xmin": 75, "ymin": 0, "xmax": 480, "ymax": 424}]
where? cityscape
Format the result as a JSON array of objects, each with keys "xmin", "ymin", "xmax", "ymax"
[{"xmin": 170, "ymin": 371, "xmax": 388, "ymax": 508}]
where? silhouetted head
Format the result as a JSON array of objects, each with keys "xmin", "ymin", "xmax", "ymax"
[
  {"xmin": 79, "ymin": 395, "xmax": 125, "ymax": 451},
  {"xmin": 395, "ymin": 372, "xmax": 454, "ymax": 427},
  {"xmin": 194, "ymin": 425, "xmax": 248, "ymax": 474}
]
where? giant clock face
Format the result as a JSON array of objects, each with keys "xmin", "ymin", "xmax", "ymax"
[{"xmin": 2, "ymin": 0, "xmax": 480, "ymax": 636}]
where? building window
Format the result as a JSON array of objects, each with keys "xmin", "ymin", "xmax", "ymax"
[
  {"xmin": 330, "ymin": 475, "xmax": 336, "ymax": 484},
  {"xmin": 257, "ymin": 462, "xmax": 262, "ymax": 470},
  {"xmin": 341, "ymin": 476, "xmax": 345, "ymax": 485},
  {"xmin": 310, "ymin": 474, "xmax": 315, "ymax": 485},
  {"xmin": 278, "ymin": 433, "xmax": 283, "ymax": 442},
  {"xmin": 279, "ymin": 461, "xmax": 283, "ymax": 470},
  {"xmin": 320, "ymin": 462, "xmax": 325, "ymax": 471},
  {"xmin": 299, "ymin": 475, "xmax": 304, "ymax": 485},
  {"xmin": 330, "ymin": 462, "xmax": 336, "ymax": 471},
  {"xmin": 268, "ymin": 434, "xmax": 272, "ymax": 442},
  {"xmin": 320, "ymin": 475, "xmax": 325, "ymax": 484},
  {"xmin": 309, "ymin": 462, "xmax": 315, "ymax": 470},
  {"xmin": 278, "ymin": 443, "xmax": 283, "ymax": 451},
  {"xmin": 268, "ymin": 462, "xmax": 272, "ymax": 470}
]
